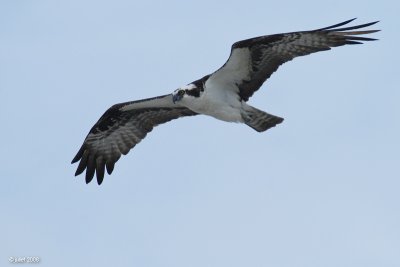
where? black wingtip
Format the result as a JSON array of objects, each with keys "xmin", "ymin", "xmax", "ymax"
[
  {"xmin": 106, "ymin": 161, "xmax": 115, "ymax": 175},
  {"xmin": 74, "ymin": 168, "xmax": 85, "ymax": 177},
  {"xmin": 85, "ymin": 156, "xmax": 96, "ymax": 184},
  {"xmin": 85, "ymin": 172, "xmax": 95, "ymax": 184},
  {"xmin": 96, "ymin": 161, "xmax": 106, "ymax": 185},
  {"xmin": 71, "ymin": 145, "xmax": 85, "ymax": 164},
  {"xmin": 333, "ymin": 21, "xmax": 380, "ymax": 32},
  {"xmin": 314, "ymin": 18, "xmax": 380, "ymax": 33},
  {"xmin": 314, "ymin": 18, "xmax": 357, "ymax": 31},
  {"xmin": 71, "ymin": 153, "xmax": 81, "ymax": 164},
  {"xmin": 356, "ymin": 20, "xmax": 380, "ymax": 28}
]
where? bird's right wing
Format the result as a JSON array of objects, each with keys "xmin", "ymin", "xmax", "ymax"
[
  {"xmin": 71, "ymin": 94, "xmax": 197, "ymax": 184},
  {"xmin": 206, "ymin": 18, "xmax": 379, "ymax": 102}
]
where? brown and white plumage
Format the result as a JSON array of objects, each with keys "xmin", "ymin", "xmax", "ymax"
[
  {"xmin": 212, "ymin": 18, "xmax": 379, "ymax": 102},
  {"xmin": 72, "ymin": 95, "xmax": 197, "ymax": 184},
  {"xmin": 72, "ymin": 18, "xmax": 379, "ymax": 184}
]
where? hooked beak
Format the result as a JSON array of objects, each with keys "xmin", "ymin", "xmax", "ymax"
[{"xmin": 172, "ymin": 93, "xmax": 182, "ymax": 104}]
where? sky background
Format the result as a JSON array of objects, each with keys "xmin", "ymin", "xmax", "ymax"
[{"xmin": 1, "ymin": 0, "xmax": 399, "ymax": 266}]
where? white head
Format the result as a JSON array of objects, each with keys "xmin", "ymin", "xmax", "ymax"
[{"xmin": 172, "ymin": 84, "xmax": 198, "ymax": 103}]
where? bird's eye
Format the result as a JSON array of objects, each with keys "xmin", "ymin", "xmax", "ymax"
[{"xmin": 178, "ymin": 90, "xmax": 185, "ymax": 96}]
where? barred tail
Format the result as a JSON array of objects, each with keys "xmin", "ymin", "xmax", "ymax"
[{"xmin": 241, "ymin": 105, "xmax": 284, "ymax": 132}]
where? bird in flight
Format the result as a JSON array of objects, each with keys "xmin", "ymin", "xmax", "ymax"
[{"xmin": 72, "ymin": 18, "xmax": 379, "ymax": 184}]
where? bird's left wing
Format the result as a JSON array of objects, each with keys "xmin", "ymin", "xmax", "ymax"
[
  {"xmin": 206, "ymin": 18, "xmax": 379, "ymax": 101},
  {"xmin": 71, "ymin": 94, "xmax": 197, "ymax": 184}
]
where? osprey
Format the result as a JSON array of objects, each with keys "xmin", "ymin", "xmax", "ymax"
[{"xmin": 72, "ymin": 18, "xmax": 379, "ymax": 184}]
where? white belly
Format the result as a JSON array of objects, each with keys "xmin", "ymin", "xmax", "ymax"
[{"xmin": 181, "ymin": 87, "xmax": 244, "ymax": 123}]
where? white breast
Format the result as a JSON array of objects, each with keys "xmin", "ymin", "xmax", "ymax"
[{"xmin": 181, "ymin": 82, "xmax": 244, "ymax": 123}]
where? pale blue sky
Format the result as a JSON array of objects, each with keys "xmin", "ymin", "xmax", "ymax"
[{"xmin": 1, "ymin": 0, "xmax": 399, "ymax": 266}]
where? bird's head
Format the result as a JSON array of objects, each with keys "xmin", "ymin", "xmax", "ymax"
[
  {"xmin": 172, "ymin": 84, "xmax": 199, "ymax": 104},
  {"xmin": 172, "ymin": 88, "xmax": 186, "ymax": 103}
]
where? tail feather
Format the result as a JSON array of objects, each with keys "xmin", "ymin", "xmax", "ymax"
[{"xmin": 241, "ymin": 106, "xmax": 284, "ymax": 132}]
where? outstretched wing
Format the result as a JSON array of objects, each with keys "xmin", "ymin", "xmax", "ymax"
[
  {"xmin": 207, "ymin": 18, "xmax": 379, "ymax": 101},
  {"xmin": 71, "ymin": 94, "xmax": 197, "ymax": 184}
]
